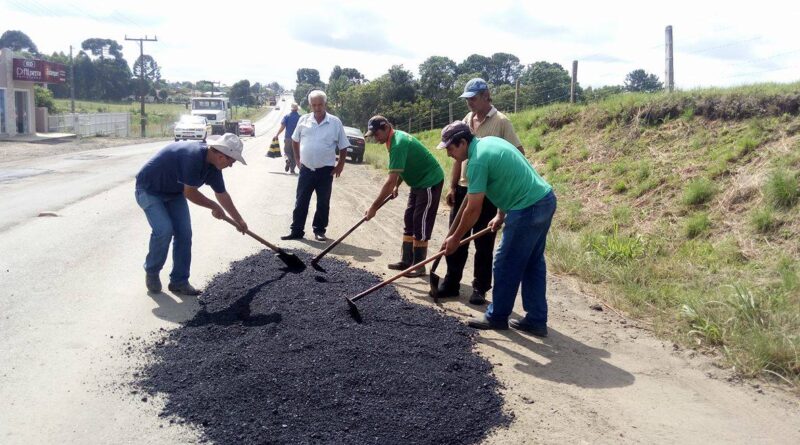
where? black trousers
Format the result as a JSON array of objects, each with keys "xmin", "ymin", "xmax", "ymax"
[
  {"xmin": 443, "ymin": 185, "xmax": 498, "ymax": 292},
  {"xmin": 290, "ymin": 165, "xmax": 333, "ymax": 236}
]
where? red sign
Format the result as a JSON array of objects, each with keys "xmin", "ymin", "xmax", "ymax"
[{"xmin": 12, "ymin": 58, "xmax": 67, "ymax": 84}]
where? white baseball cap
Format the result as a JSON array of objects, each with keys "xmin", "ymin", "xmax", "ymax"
[{"xmin": 207, "ymin": 133, "xmax": 246, "ymax": 165}]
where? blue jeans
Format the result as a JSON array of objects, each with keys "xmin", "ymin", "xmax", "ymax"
[
  {"xmin": 486, "ymin": 191, "xmax": 557, "ymax": 326},
  {"xmin": 135, "ymin": 190, "xmax": 192, "ymax": 285},
  {"xmin": 290, "ymin": 165, "xmax": 334, "ymax": 236}
]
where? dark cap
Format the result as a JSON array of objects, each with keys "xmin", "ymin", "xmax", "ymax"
[
  {"xmin": 364, "ymin": 115, "xmax": 390, "ymax": 137},
  {"xmin": 459, "ymin": 78, "xmax": 489, "ymax": 98},
  {"xmin": 437, "ymin": 121, "xmax": 471, "ymax": 149}
]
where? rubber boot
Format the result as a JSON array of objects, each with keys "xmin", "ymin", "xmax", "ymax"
[
  {"xmin": 406, "ymin": 241, "xmax": 428, "ymax": 278},
  {"xmin": 388, "ymin": 237, "xmax": 413, "ymax": 270}
]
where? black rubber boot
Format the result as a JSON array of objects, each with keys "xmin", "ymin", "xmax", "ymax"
[
  {"xmin": 388, "ymin": 241, "xmax": 413, "ymax": 270},
  {"xmin": 406, "ymin": 246, "xmax": 428, "ymax": 278}
]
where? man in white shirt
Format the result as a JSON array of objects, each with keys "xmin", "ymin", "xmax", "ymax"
[{"xmin": 281, "ymin": 90, "xmax": 350, "ymax": 242}]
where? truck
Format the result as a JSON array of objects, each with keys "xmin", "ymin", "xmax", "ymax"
[{"xmin": 190, "ymin": 97, "xmax": 239, "ymax": 136}]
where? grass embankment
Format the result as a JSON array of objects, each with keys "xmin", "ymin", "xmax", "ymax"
[
  {"xmin": 52, "ymin": 99, "xmax": 270, "ymax": 137},
  {"xmin": 365, "ymin": 83, "xmax": 800, "ymax": 385}
]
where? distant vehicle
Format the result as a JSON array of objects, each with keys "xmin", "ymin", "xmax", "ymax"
[
  {"xmin": 275, "ymin": 106, "xmax": 280, "ymax": 110},
  {"xmin": 343, "ymin": 126, "xmax": 365, "ymax": 163},
  {"xmin": 268, "ymin": 97, "xmax": 277, "ymax": 106},
  {"xmin": 281, "ymin": 97, "xmax": 286, "ymax": 102},
  {"xmin": 190, "ymin": 97, "xmax": 239, "ymax": 135},
  {"xmin": 174, "ymin": 115, "xmax": 212, "ymax": 142},
  {"xmin": 238, "ymin": 120, "xmax": 255, "ymax": 137}
]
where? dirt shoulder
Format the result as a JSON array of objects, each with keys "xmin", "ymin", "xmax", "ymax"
[
  {"xmin": 0, "ymin": 136, "xmax": 170, "ymax": 164},
  {"xmin": 327, "ymin": 163, "xmax": 800, "ymax": 444}
]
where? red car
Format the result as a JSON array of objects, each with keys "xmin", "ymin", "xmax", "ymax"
[{"xmin": 238, "ymin": 120, "xmax": 255, "ymax": 137}]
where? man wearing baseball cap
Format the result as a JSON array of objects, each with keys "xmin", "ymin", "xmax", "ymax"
[
  {"xmin": 135, "ymin": 133, "xmax": 249, "ymax": 295},
  {"xmin": 437, "ymin": 77, "xmax": 525, "ymax": 305},
  {"xmin": 364, "ymin": 115, "xmax": 444, "ymax": 277},
  {"xmin": 438, "ymin": 122, "xmax": 556, "ymax": 336}
]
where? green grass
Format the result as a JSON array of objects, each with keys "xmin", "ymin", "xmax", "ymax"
[
  {"xmin": 685, "ymin": 212, "xmax": 712, "ymax": 239},
  {"xmin": 682, "ymin": 178, "xmax": 717, "ymax": 206},
  {"xmin": 751, "ymin": 207, "xmax": 777, "ymax": 233},
  {"xmin": 765, "ymin": 168, "xmax": 799, "ymax": 209}
]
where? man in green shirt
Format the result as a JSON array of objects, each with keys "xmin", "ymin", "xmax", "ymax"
[
  {"xmin": 439, "ymin": 122, "xmax": 557, "ymax": 336},
  {"xmin": 364, "ymin": 115, "xmax": 445, "ymax": 278}
]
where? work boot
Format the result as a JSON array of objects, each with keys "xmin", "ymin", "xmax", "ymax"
[
  {"xmin": 509, "ymin": 318, "xmax": 548, "ymax": 337},
  {"xmin": 435, "ymin": 279, "xmax": 460, "ymax": 298},
  {"xmin": 469, "ymin": 289, "xmax": 488, "ymax": 305},
  {"xmin": 168, "ymin": 282, "xmax": 202, "ymax": 296},
  {"xmin": 405, "ymin": 244, "xmax": 428, "ymax": 278},
  {"xmin": 467, "ymin": 313, "xmax": 508, "ymax": 330},
  {"xmin": 387, "ymin": 239, "xmax": 413, "ymax": 270},
  {"xmin": 145, "ymin": 273, "xmax": 161, "ymax": 293}
]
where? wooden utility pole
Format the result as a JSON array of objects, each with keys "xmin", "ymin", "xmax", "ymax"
[
  {"xmin": 665, "ymin": 26, "xmax": 674, "ymax": 92},
  {"xmin": 514, "ymin": 79, "xmax": 520, "ymax": 113},
  {"xmin": 69, "ymin": 45, "xmax": 75, "ymax": 114},
  {"xmin": 125, "ymin": 35, "xmax": 158, "ymax": 137},
  {"xmin": 448, "ymin": 102, "xmax": 453, "ymax": 123},
  {"xmin": 430, "ymin": 108, "xmax": 434, "ymax": 130},
  {"xmin": 408, "ymin": 117, "xmax": 412, "ymax": 133},
  {"xmin": 570, "ymin": 60, "xmax": 578, "ymax": 103}
]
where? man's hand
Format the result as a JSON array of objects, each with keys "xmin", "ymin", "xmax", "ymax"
[
  {"xmin": 488, "ymin": 213, "xmax": 505, "ymax": 232},
  {"xmin": 235, "ymin": 218, "xmax": 248, "ymax": 234},
  {"xmin": 364, "ymin": 206, "xmax": 377, "ymax": 221},
  {"xmin": 211, "ymin": 204, "xmax": 225, "ymax": 219},
  {"xmin": 445, "ymin": 189, "xmax": 455, "ymax": 207},
  {"xmin": 332, "ymin": 163, "xmax": 344, "ymax": 177},
  {"xmin": 272, "ymin": 136, "xmax": 278, "ymax": 141},
  {"xmin": 443, "ymin": 235, "xmax": 460, "ymax": 256},
  {"xmin": 391, "ymin": 187, "xmax": 399, "ymax": 199}
]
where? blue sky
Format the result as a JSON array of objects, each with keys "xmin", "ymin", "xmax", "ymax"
[{"xmin": 3, "ymin": 0, "xmax": 799, "ymax": 90}]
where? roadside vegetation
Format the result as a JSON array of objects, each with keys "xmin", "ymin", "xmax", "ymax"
[{"xmin": 365, "ymin": 82, "xmax": 800, "ymax": 386}]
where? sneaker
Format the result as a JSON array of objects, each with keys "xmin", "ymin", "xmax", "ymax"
[
  {"xmin": 314, "ymin": 233, "xmax": 327, "ymax": 242},
  {"xmin": 290, "ymin": 169, "xmax": 296, "ymax": 175},
  {"xmin": 469, "ymin": 289, "xmax": 488, "ymax": 305},
  {"xmin": 168, "ymin": 282, "xmax": 202, "ymax": 296},
  {"xmin": 280, "ymin": 232, "xmax": 304, "ymax": 240},
  {"xmin": 509, "ymin": 319, "xmax": 548, "ymax": 337},
  {"xmin": 284, "ymin": 160, "xmax": 290, "ymax": 172},
  {"xmin": 467, "ymin": 314, "xmax": 508, "ymax": 330},
  {"xmin": 145, "ymin": 273, "xmax": 161, "ymax": 293}
]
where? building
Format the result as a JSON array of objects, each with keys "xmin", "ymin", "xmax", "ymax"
[{"xmin": 0, "ymin": 48, "xmax": 66, "ymax": 137}]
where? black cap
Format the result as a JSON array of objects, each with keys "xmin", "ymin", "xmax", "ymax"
[{"xmin": 364, "ymin": 115, "xmax": 390, "ymax": 137}]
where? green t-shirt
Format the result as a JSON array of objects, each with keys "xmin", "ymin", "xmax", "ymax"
[
  {"xmin": 387, "ymin": 130, "xmax": 444, "ymax": 188},
  {"xmin": 466, "ymin": 136, "xmax": 552, "ymax": 212}
]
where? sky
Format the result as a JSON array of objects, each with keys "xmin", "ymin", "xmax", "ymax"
[{"xmin": 2, "ymin": 0, "xmax": 799, "ymax": 91}]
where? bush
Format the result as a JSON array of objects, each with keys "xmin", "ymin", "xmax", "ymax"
[
  {"xmin": 765, "ymin": 169, "xmax": 799, "ymax": 209},
  {"xmin": 682, "ymin": 178, "xmax": 717, "ymax": 206},
  {"xmin": 34, "ymin": 85, "xmax": 56, "ymax": 113},
  {"xmin": 750, "ymin": 208, "xmax": 776, "ymax": 233}
]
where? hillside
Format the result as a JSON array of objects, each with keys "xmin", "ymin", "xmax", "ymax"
[{"xmin": 366, "ymin": 82, "xmax": 800, "ymax": 385}]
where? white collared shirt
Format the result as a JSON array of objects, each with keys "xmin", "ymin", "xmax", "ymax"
[{"xmin": 291, "ymin": 112, "xmax": 350, "ymax": 170}]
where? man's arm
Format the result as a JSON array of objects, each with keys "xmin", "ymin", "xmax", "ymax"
[
  {"xmin": 446, "ymin": 161, "xmax": 462, "ymax": 207},
  {"xmin": 364, "ymin": 172, "xmax": 400, "ymax": 221},
  {"xmin": 332, "ymin": 122, "xmax": 349, "ymax": 177},
  {"xmin": 215, "ymin": 191, "xmax": 247, "ymax": 233},
  {"xmin": 292, "ymin": 140, "xmax": 301, "ymax": 168},
  {"xmin": 443, "ymin": 192, "xmax": 484, "ymax": 255},
  {"xmin": 274, "ymin": 123, "xmax": 286, "ymax": 139},
  {"xmin": 184, "ymin": 185, "xmax": 223, "ymax": 216}
]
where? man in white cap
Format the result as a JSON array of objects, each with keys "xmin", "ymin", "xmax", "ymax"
[{"xmin": 135, "ymin": 133, "xmax": 249, "ymax": 295}]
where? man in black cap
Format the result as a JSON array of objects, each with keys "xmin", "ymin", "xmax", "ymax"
[{"xmin": 364, "ymin": 115, "xmax": 444, "ymax": 277}]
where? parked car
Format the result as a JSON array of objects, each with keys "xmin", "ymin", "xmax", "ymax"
[
  {"xmin": 238, "ymin": 120, "xmax": 255, "ymax": 137},
  {"xmin": 174, "ymin": 115, "xmax": 211, "ymax": 142},
  {"xmin": 343, "ymin": 126, "xmax": 366, "ymax": 163}
]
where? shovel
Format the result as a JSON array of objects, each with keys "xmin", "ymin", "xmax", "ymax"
[
  {"xmin": 311, "ymin": 194, "xmax": 394, "ymax": 270},
  {"xmin": 220, "ymin": 215, "xmax": 306, "ymax": 271},
  {"xmin": 429, "ymin": 195, "xmax": 469, "ymax": 302},
  {"xmin": 346, "ymin": 227, "xmax": 493, "ymax": 323}
]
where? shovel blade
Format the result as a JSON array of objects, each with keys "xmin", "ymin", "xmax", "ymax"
[
  {"xmin": 429, "ymin": 272, "xmax": 441, "ymax": 303},
  {"xmin": 277, "ymin": 251, "xmax": 306, "ymax": 271},
  {"xmin": 346, "ymin": 297, "xmax": 363, "ymax": 323}
]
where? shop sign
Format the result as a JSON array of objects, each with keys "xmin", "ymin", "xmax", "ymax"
[{"xmin": 12, "ymin": 58, "xmax": 67, "ymax": 83}]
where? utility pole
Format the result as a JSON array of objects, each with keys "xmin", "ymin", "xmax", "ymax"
[
  {"xmin": 570, "ymin": 60, "xmax": 578, "ymax": 103},
  {"xmin": 408, "ymin": 117, "xmax": 412, "ymax": 133},
  {"xmin": 430, "ymin": 108, "xmax": 434, "ymax": 130},
  {"xmin": 514, "ymin": 79, "xmax": 520, "ymax": 113},
  {"xmin": 125, "ymin": 35, "xmax": 158, "ymax": 137},
  {"xmin": 69, "ymin": 45, "xmax": 75, "ymax": 114},
  {"xmin": 448, "ymin": 102, "xmax": 453, "ymax": 123},
  {"xmin": 665, "ymin": 25, "xmax": 674, "ymax": 92}
]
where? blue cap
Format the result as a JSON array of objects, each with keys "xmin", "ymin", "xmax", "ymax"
[{"xmin": 459, "ymin": 78, "xmax": 488, "ymax": 98}]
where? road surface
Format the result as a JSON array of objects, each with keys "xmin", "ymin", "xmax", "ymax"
[{"xmin": 1, "ymin": 95, "xmax": 798, "ymax": 444}]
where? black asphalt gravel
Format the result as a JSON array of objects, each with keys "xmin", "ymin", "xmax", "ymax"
[{"xmin": 134, "ymin": 250, "xmax": 510, "ymax": 444}]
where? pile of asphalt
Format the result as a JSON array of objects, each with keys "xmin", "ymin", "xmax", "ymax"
[{"xmin": 134, "ymin": 251, "xmax": 510, "ymax": 444}]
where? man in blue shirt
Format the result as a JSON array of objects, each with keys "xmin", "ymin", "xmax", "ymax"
[
  {"xmin": 135, "ymin": 133, "xmax": 248, "ymax": 295},
  {"xmin": 273, "ymin": 103, "xmax": 301, "ymax": 174}
]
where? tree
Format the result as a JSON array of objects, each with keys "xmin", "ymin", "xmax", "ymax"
[
  {"xmin": 624, "ymin": 69, "xmax": 663, "ymax": 93},
  {"xmin": 267, "ymin": 81, "xmax": 284, "ymax": 94},
  {"xmin": 327, "ymin": 66, "xmax": 367, "ymax": 112},
  {"xmin": 296, "ymin": 68, "xmax": 322, "ymax": 85},
  {"xmin": 229, "ymin": 79, "xmax": 254, "ymax": 106},
  {"xmin": 132, "ymin": 54, "xmax": 160, "ymax": 83},
  {"xmin": 457, "ymin": 54, "xmax": 492, "ymax": 80},
  {"xmin": 0, "ymin": 30, "xmax": 39, "ymax": 54},
  {"xmin": 387, "ymin": 65, "xmax": 416, "ymax": 103},
  {"xmin": 584, "ymin": 85, "xmax": 625, "ymax": 102},
  {"xmin": 329, "ymin": 66, "xmax": 365, "ymax": 85},
  {"xmin": 418, "ymin": 56, "xmax": 458, "ymax": 105},
  {"xmin": 81, "ymin": 38, "xmax": 123, "ymax": 60},
  {"xmin": 488, "ymin": 53, "xmax": 522, "ymax": 85},
  {"xmin": 519, "ymin": 61, "xmax": 573, "ymax": 106}
]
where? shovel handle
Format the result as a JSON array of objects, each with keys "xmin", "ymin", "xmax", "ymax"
[
  {"xmin": 219, "ymin": 214, "xmax": 282, "ymax": 254},
  {"xmin": 351, "ymin": 226, "xmax": 493, "ymax": 303},
  {"xmin": 430, "ymin": 195, "xmax": 470, "ymax": 274},
  {"xmin": 312, "ymin": 194, "xmax": 394, "ymax": 263}
]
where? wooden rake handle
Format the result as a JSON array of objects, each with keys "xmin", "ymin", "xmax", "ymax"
[
  {"xmin": 312, "ymin": 194, "xmax": 394, "ymax": 263},
  {"xmin": 351, "ymin": 226, "xmax": 493, "ymax": 303},
  {"xmin": 220, "ymin": 214, "xmax": 282, "ymax": 254}
]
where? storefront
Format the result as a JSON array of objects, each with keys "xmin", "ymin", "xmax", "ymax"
[{"xmin": 0, "ymin": 48, "xmax": 66, "ymax": 137}]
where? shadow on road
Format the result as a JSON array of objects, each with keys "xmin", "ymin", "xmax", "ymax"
[{"xmin": 148, "ymin": 291, "xmax": 202, "ymax": 323}]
